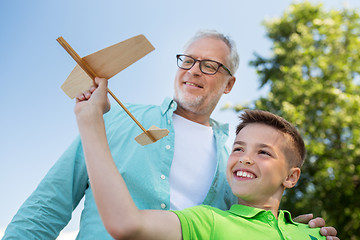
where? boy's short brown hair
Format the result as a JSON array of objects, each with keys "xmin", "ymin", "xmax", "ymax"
[{"xmin": 236, "ymin": 110, "xmax": 306, "ymax": 168}]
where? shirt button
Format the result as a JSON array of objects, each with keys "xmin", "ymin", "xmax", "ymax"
[
  {"xmin": 170, "ymin": 103, "xmax": 175, "ymax": 108},
  {"xmin": 267, "ymin": 215, "xmax": 274, "ymax": 220},
  {"xmin": 160, "ymin": 175, "xmax": 166, "ymax": 180},
  {"xmin": 161, "ymin": 203, "xmax": 166, "ymax": 209},
  {"xmin": 168, "ymin": 120, "xmax": 171, "ymax": 124},
  {"xmin": 165, "ymin": 145, "xmax": 171, "ymax": 150}
]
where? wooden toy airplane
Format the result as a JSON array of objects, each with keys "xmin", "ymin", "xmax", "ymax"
[{"xmin": 57, "ymin": 35, "xmax": 169, "ymax": 146}]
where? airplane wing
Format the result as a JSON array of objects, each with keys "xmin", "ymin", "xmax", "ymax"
[{"xmin": 61, "ymin": 34, "xmax": 155, "ymax": 99}]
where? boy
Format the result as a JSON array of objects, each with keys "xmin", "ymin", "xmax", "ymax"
[{"xmin": 75, "ymin": 77, "xmax": 326, "ymax": 239}]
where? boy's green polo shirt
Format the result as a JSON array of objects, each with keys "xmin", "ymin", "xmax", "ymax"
[{"xmin": 173, "ymin": 204, "xmax": 325, "ymax": 239}]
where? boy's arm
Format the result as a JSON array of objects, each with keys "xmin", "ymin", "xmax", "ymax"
[{"xmin": 75, "ymin": 77, "xmax": 182, "ymax": 240}]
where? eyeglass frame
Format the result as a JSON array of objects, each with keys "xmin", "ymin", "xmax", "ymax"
[{"xmin": 176, "ymin": 54, "xmax": 233, "ymax": 76}]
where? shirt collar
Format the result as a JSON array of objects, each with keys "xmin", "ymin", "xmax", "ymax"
[
  {"xmin": 279, "ymin": 209, "xmax": 299, "ymax": 225},
  {"xmin": 229, "ymin": 204, "xmax": 298, "ymax": 225},
  {"xmin": 160, "ymin": 97, "xmax": 229, "ymax": 135},
  {"xmin": 160, "ymin": 97, "xmax": 177, "ymax": 115},
  {"xmin": 229, "ymin": 204, "xmax": 266, "ymax": 218}
]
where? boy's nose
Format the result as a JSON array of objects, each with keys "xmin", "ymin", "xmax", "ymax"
[{"xmin": 239, "ymin": 157, "xmax": 254, "ymax": 165}]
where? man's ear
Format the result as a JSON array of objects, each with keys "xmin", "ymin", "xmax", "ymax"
[
  {"xmin": 283, "ymin": 167, "xmax": 301, "ymax": 189},
  {"xmin": 224, "ymin": 76, "xmax": 236, "ymax": 94}
]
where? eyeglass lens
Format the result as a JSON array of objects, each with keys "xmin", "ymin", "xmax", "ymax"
[{"xmin": 177, "ymin": 55, "xmax": 220, "ymax": 75}]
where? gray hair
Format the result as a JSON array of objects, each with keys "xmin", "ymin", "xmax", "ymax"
[{"xmin": 183, "ymin": 29, "xmax": 240, "ymax": 75}]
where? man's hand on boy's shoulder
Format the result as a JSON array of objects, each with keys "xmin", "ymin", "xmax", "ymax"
[{"xmin": 293, "ymin": 214, "xmax": 339, "ymax": 240}]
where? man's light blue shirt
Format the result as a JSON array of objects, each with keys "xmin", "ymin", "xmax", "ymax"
[{"xmin": 3, "ymin": 97, "xmax": 237, "ymax": 239}]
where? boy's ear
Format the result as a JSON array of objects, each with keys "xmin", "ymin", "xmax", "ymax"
[{"xmin": 283, "ymin": 167, "xmax": 301, "ymax": 189}]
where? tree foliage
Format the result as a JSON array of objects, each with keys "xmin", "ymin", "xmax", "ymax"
[{"xmin": 230, "ymin": 2, "xmax": 360, "ymax": 239}]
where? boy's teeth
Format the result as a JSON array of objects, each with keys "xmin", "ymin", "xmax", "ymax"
[{"xmin": 236, "ymin": 170, "xmax": 255, "ymax": 179}]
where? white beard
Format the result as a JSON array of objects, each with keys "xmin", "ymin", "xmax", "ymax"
[
  {"xmin": 175, "ymin": 92, "xmax": 205, "ymax": 114},
  {"xmin": 174, "ymin": 84, "xmax": 225, "ymax": 116}
]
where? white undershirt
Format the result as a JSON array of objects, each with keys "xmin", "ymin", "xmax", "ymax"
[{"xmin": 169, "ymin": 113, "xmax": 217, "ymax": 210}]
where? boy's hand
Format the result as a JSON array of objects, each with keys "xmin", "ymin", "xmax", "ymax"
[
  {"xmin": 74, "ymin": 77, "xmax": 111, "ymax": 118},
  {"xmin": 293, "ymin": 214, "xmax": 339, "ymax": 240}
]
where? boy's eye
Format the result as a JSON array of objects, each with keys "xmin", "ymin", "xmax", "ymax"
[
  {"xmin": 233, "ymin": 147, "xmax": 244, "ymax": 152},
  {"xmin": 259, "ymin": 150, "xmax": 271, "ymax": 156}
]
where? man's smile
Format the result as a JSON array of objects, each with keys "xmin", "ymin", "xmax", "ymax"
[{"xmin": 184, "ymin": 81, "xmax": 203, "ymax": 88}]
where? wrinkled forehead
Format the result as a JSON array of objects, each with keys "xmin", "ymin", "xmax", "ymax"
[{"xmin": 184, "ymin": 37, "xmax": 231, "ymax": 63}]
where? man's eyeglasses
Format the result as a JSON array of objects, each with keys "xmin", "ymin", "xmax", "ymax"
[{"xmin": 176, "ymin": 54, "xmax": 232, "ymax": 76}]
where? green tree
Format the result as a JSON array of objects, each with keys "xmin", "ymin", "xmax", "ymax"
[{"xmin": 229, "ymin": 2, "xmax": 360, "ymax": 239}]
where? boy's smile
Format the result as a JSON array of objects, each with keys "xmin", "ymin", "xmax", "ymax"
[{"xmin": 233, "ymin": 169, "xmax": 257, "ymax": 180}]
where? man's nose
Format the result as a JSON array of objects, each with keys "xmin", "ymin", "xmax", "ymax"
[{"xmin": 188, "ymin": 61, "xmax": 202, "ymax": 75}]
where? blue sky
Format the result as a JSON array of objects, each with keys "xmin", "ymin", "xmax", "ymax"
[{"xmin": 1, "ymin": 0, "xmax": 359, "ymax": 238}]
